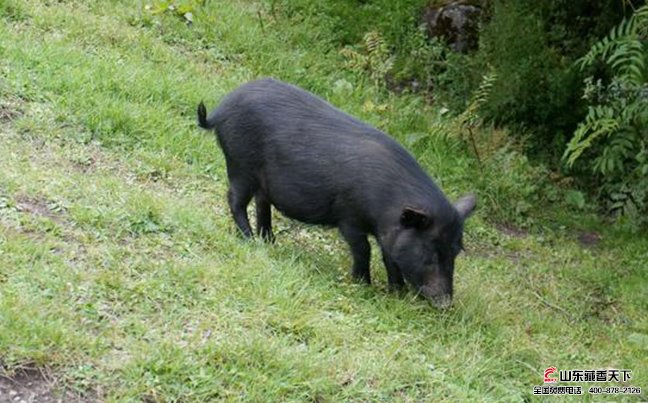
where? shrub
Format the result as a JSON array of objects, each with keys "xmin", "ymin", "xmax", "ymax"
[
  {"xmin": 563, "ymin": 4, "xmax": 648, "ymax": 225},
  {"xmin": 477, "ymin": 1, "xmax": 577, "ymax": 151}
]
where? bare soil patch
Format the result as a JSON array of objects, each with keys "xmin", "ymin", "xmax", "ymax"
[
  {"xmin": 496, "ymin": 222, "xmax": 529, "ymax": 238},
  {"xmin": 0, "ymin": 103, "xmax": 22, "ymax": 122},
  {"xmin": 577, "ymin": 231, "xmax": 602, "ymax": 248},
  {"xmin": 15, "ymin": 195, "xmax": 63, "ymax": 221},
  {"xmin": 0, "ymin": 367, "xmax": 89, "ymax": 403}
]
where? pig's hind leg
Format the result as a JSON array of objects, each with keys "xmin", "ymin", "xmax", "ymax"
[
  {"xmin": 255, "ymin": 192, "xmax": 274, "ymax": 242},
  {"xmin": 227, "ymin": 178, "xmax": 255, "ymax": 238}
]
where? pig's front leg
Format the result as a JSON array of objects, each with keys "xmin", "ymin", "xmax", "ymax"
[
  {"xmin": 339, "ymin": 223, "xmax": 371, "ymax": 284},
  {"xmin": 380, "ymin": 249, "xmax": 405, "ymax": 291}
]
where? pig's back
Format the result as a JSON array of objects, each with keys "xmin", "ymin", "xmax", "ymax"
[{"xmin": 213, "ymin": 79, "xmax": 445, "ymax": 227}]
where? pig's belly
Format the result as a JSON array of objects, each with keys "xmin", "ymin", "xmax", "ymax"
[{"xmin": 264, "ymin": 177, "xmax": 340, "ymax": 226}]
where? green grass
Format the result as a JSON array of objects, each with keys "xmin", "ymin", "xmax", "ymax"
[{"xmin": 0, "ymin": 0, "xmax": 646, "ymax": 401}]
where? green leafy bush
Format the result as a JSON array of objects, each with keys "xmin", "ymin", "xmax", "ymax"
[
  {"xmin": 272, "ymin": 0, "xmax": 429, "ymax": 48},
  {"xmin": 564, "ymin": 4, "xmax": 648, "ymax": 224},
  {"xmin": 477, "ymin": 1, "xmax": 582, "ymax": 150},
  {"xmin": 272, "ymin": 0, "xmax": 444, "ymax": 88},
  {"xmin": 340, "ymin": 31, "xmax": 394, "ymax": 85}
]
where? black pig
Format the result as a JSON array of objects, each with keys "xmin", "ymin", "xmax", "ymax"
[{"xmin": 197, "ymin": 78, "xmax": 475, "ymax": 308}]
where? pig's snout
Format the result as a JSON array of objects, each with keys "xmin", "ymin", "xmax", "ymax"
[{"xmin": 419, "ymin": 285, "xmax": 453, "ymax": 310}]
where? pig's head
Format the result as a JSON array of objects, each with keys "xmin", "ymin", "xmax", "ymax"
[{"xmin": 387, "ymin": 194, "xmax": 476, "ymax": 309}]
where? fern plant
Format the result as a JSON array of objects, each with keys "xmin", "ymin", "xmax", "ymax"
[
  {"xmin": 563, "ymin": 4, "xmax": 648, "ymax": 224},
  {"xmin": 340, "ymin": 31, "xmax": 394, "ymax": 85},
  {"xmin": 455, "ymin": 70, "xmax": 497, "ymax": 164},
  {"xmin": 457, "ymin": 70, "xmax": 497, "ymax": 129}
]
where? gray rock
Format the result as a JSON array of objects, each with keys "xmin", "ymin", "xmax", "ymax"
[{"xmin": 422, "ymin": 1, "xmax": 482, "ymax": 53}]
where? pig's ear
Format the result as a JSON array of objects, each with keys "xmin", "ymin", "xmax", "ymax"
[
  {"xmin": 401, "ymin": 207, "xmax": 431, "ymax": 229},
  {"xmin": 455, "ymin": 193, "xmax": 476, "ymax": 220}
]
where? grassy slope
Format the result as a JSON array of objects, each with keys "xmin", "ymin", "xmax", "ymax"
[{"xmin": 0, "ymin": 0, "xmax": 646, "ymax": 401}]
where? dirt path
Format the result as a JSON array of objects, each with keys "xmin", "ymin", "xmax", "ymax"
[{"xmin": 0, "ymin": 368, "xmax": 88, "ymax": 403}]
